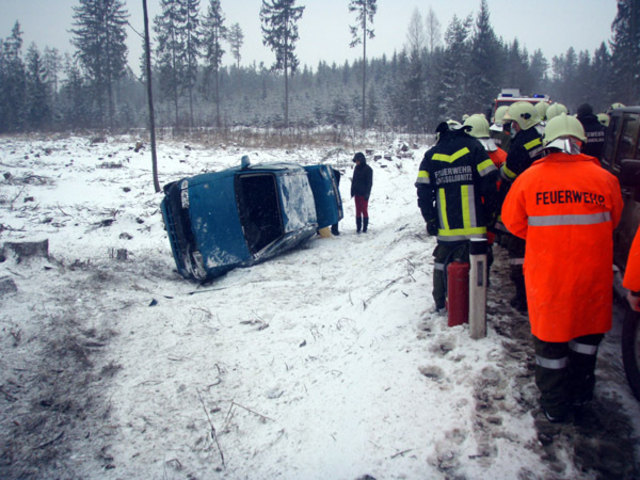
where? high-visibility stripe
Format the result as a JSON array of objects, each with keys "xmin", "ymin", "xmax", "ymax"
[
  {"xmin": 528, "ymin": 212, "xmax": 612, "ymax": 227},
  {"xmin": 437, "ymin": 226, "xmax": 487, "ymax": 237},
  {"xmin": 509, "ymin": 258, "xmax": 524, "ymax": 265},
  {"xmin": 438, "ymin": 188, "xmax": 449, "ymax": 231},
  {"xmin": 415, "ymin": 176, "xmax": 429, "ymax": 184},
  {"xmin": 461, "ymin": 184, "xmax": 479, "ymax": 230},
  {"xmin": 434, "ymin": 262, "xmax": 445, "ymax": 271},
  {"xmin": 535, "ymin": 355, "xmax": 568, "ymax": 369},
  {"xmin": 432, "ymin": 147, "xmax": 470, "ymax": 163},
  {"xmin": 569, "ymin": 340, "xmax": 598, "ymax": 356},
  {"xmin": 501, "ymin": 163, "xmax": 517, "ymax": 180},
  {"xmin": 437, "ymin": 232, "xmax": 486, "ymax": 242},
  {"xmin": 477, "ymin": 159, "xmax": 496, "ymax": 176},
  {"xmin": 524, "ymin": 138, "xmax": 542, "ymax": 150}
]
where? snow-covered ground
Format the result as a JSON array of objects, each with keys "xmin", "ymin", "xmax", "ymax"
[{"xmin": 1, "ymin": 134, "xmax": 639, "ymax": 479}]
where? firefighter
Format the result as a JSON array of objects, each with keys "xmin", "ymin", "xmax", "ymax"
[
  {"xmin": 350, "ymin": 152, "xmax": 373, "ymax": 233},
  {"xmin": 597, "ymin": 113, "xmax": 610, "ymax": 128},
  {"xmin": 416, "ymin": 120, "xmax": 499, "ymax": 314},
  {"xmin": 490, "ymin": 105, "xmax": 511, "ymax": 152},
  {"xmin": 501, "ymin": 113, "xmax": 623, "ymax": 422},
  {"xmin": 534, "ymin": 101, "xmax": 549, "ymax": 125},
  {"xmin": 499, "ymin": 101, "xmax": 545, "ymax": 312},
  {"xmin": 545, "ymin": 102, "xmax": 568, "ymax": 121},
  {"xmin": 464, "ymin": 113, "xmax": 508, "ymax": 279},
  {"xmin": 577, "ymin": 103, "xmax": 606, "ymax": 160},
  {"xmin": 624, "ymin": 227, "xmax": 640, "ymax": 311},
  {"xmin": 464, "ymin": 113, "xmax": 507, "ymax": 169}
]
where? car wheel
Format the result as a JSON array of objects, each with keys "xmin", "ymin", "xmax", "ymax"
[{"xmin": 622, "ymin": 308, "xmax": 640, "ymax": 401}]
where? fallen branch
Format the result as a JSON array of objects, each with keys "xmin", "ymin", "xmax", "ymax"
[
  {"xmin": 391, "ymin": 448, "xmax": 413, "ymax": 459},
  {"xmin": 34, "ymin": 431, "xmax": 64, "ymax": 450},
  {"xmin": 197, "ymin": 389, "xmax": 225, "ymax": 469}
]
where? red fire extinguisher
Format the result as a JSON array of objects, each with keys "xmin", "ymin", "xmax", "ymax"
[{"xmin": 447, "ymin": 261, "xmax": 469, "ymax": 327}]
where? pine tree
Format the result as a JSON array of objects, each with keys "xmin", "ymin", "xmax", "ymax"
[
  {"xmin": 504, "ymin": 39, "xmax": 532, "ymax": 94},
  {"xmin": 468, "ymin": 0, "xmax": 503, "ymax": 115},
  {"xmin": 610, "ymin": 0, "xmax": 640, "ymax": 104},
  {"xmin": 438, "ymin": 15, "xmax": 472, "ymax": 120},
  {"xmin": 43, "ymin": 47, "xmax": 61, "ymax": 95},
  {"xmin": 203, "ymin": 0, "xmax": 227, "ymax": 127},
  {"xmin": 154, "ymin": 0, "xmax": 186, "ymax": 127},
  {"xmin": 59, "ymin": 54, "xmax": 92, "ymax": 129},
  {"xmin": 260, "ymin": 0, "xmax": 305, "ymax": 128},
  {"xmin": 0, "ymin": 22, "xmax": 26, "ymax": 132},
  {"xmin": 183, "ymin": 0, "xmax": 202, "ymax": 127},
  {"xmin": 25, "ymin": 43, "xmax": 51, "ymax": 130},
  {"xmin": 591, "ymin": 42, "xmax": 613, "ymax": 110},
  {"xmin": 228, "ymin": 23, "xmax": 244, "ymax": 69},
  {"xmin": 71, "ymin": 0, "xmax": 129, "ymax": 129},
  {"xmin": 348, "ymin": 0, "xmax": 377, "ymax": 129},
  {"xmin": 529, "ymin": 49, "xmax": 549, "ymax": 96}
]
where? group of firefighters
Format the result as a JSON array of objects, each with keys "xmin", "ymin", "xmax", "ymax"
[{"xmin": 415, "ymin": 99, "xmax": 635, "ymax": 424}]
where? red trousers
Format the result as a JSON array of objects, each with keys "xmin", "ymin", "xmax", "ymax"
[{"xmin": 354, "ymin": 196, "xmax": 369, "ymax": 218}]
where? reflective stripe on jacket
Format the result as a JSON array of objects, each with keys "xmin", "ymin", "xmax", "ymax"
[
  {"xmin": 501, "ymin": 152, "xmax": 623, "ymax": 342},
  {"xmin": 500, "ymin": 127, "xmax": 544, "ymax": 181},
  {"xmin": 623, "ymin": 228, "xmax": 640, "ymax": 292}
]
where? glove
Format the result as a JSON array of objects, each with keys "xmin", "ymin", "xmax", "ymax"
[{"xmin": 426, "ymin": 219, "xmax": 438, "ymax": 236}]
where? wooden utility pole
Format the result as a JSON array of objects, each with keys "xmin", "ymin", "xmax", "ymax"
[{"xmin": 143, "ymin": 0, "xmax": 160, "ymax": 193}]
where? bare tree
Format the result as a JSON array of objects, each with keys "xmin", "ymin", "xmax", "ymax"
[
  {"xmin": 260, "ymin": 0, "xmax": 305, "ymax": 128},
  {"xmin": 406, "ymin": 8, "xmax": 426, "ymax": 54},
  {"xmin": 203, "ymin": 0, "xmax": 227, "ymax": 127},
  {"xmin": 349, "ymin": 0, "xmax": 377, "ymax": 130},
  {"xmin": 425, "ymin": 6, "xmax": 441, "ymax": 54},
  {"xmin": 228, "ymin": 23, "xmax": 243, "ymax": 68}
]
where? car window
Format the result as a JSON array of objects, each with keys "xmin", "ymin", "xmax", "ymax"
[{"xmin": 619, "ymin": 114, "xmax": 640, "ymax": 163}]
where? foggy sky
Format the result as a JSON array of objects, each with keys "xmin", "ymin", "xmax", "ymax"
[{"xmin": 0, "ymin": 0, "xmax": 618, "ymax": 73}]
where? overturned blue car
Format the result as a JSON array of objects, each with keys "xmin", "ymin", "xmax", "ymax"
[{"xmin": 160, "ymin": 156, "xmax": 343, "ymax": 281}]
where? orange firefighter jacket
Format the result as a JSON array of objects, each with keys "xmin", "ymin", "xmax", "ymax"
[
  {"xmin": 488, "ymin": 148, "xmax": 507, "ymax": 169},
  {"xmin": 501, "ymin": 152, "xmax": 623, "ymax": 342},
  {"xmin": 623, "ymin": 228, "xmax": 640, "ymax": 292}
]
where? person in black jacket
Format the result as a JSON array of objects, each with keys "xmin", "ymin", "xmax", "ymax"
[
  {"xmin": 350, "ymin": 152, "xmax": 373, "ymax": 233},
  {"xmin": 499, "ymin": 101, "xmax": 545, "ymax": 313},
  {"xmin": 416, "ymin": 121, "xmax": 499, "ymax": 313},
  {"xmin": 577, "ymin": 103, "xmax": 606, "ymax": 160}
]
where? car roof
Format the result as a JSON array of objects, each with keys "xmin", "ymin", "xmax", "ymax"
[{"xmin": 610, "ymin": 106, "xmax": 640, "ymax": 114}]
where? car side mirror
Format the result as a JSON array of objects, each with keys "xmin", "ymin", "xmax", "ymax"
[{"xmin": 620, "ymin": 159, "xmax": 640, "ymax": 189}]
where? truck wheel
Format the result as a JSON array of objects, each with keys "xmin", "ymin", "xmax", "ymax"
[{"xmin": 622, "ymin": 308, "xmax": 640, "ymax": 401}]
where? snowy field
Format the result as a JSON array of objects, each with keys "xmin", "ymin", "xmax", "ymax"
[{"xmin": 0, "ymin": 133, "xmax": 639, "ymax": 479}]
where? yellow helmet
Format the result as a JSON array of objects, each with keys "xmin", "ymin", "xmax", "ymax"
[
  {"xmin": 534, "ymin": 101, "xmax": 549, "ymax": 121},
  {"xmin": 597, "ymin": 113, "xmax": 610, "ymax": 127},
  {"xmin": 493, "ymin": 105, "xmax": 509, "ymax": 125},
  {"xmin": 543, "ymin": 113, "xmax": 587, "ymax": 151},
  {"xmin": 545, "ymin": 103, "xmax": 568, "ymax": 121},
  {"xmin": 503, "ymin": 101, "xmax": 540, "ymax": 130},
  {"xmin": 610, "ymin": 102, "xmax": 625, "ymax": 110},
  {"xmin": 463, "ymin": 114, "xmax": 491, "ymax": 138}
]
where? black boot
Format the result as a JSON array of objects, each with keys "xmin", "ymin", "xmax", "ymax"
[
  {"xmin": 331, "ymin": 223, "xmax": 340, "ymax": 235},
  {"xmin": 356, "ymin": 217, "xmax": 362, "ymax": 233},
  {"xmin": 363, "ymin": 217, "xmax": 368, "ymax": 233}
]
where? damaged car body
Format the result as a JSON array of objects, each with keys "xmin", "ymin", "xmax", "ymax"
[{"xmin": 161, "ymin": 157, "xmax": 343, "ymax": 281}]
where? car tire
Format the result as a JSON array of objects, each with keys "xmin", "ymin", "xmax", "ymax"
[{"xmin": 622, "ymin": 307, "xmax": 640, "ymax": 401}]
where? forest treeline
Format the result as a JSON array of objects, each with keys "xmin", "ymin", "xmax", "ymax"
[{"xmin": 0, "ymin": 0, "xmax": 638, "ymax": 135}]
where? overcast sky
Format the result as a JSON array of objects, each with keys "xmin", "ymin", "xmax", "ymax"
[{"xmin": 0, "ymin": 0, "xmax": 618, "ymax": 73}]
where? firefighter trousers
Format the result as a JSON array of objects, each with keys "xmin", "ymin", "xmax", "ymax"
[{"xmin": 533, "ymin": 333, "xmax": 604, "ymax": 418}]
